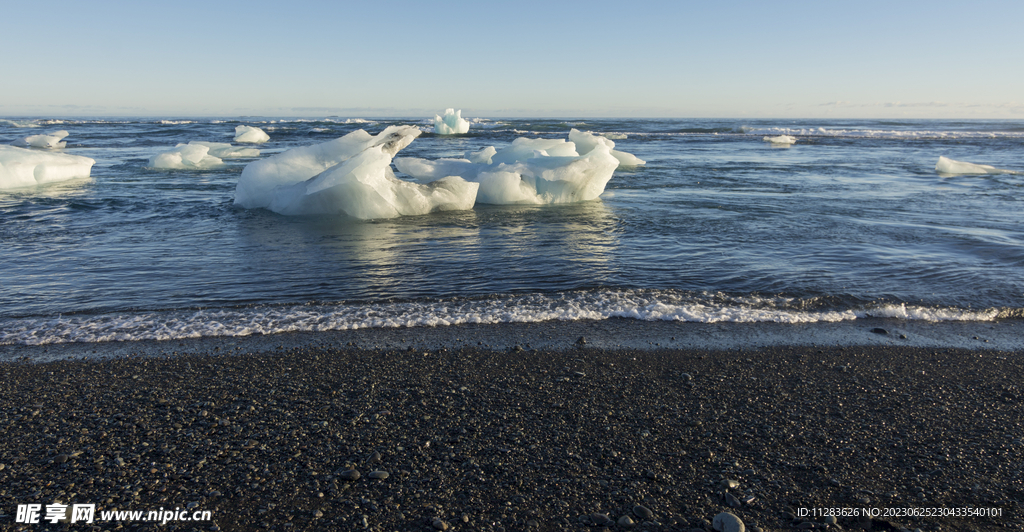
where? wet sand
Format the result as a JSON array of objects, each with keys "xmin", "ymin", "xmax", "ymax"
[{"xmin": 1, "ymin": 323, "xmax": 1022, "ymax": 531}]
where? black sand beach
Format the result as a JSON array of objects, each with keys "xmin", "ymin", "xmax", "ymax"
[{"xmin": 1, "ymin": 321, "xmax": 1022, "ymax": 532}]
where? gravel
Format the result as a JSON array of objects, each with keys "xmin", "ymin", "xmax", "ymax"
[{"xmin": 0, "ymin": 342, "xmax": 1021, "ymax": 531}]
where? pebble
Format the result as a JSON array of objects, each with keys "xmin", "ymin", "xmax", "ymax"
[
  {"xmin": 870, "ymin": 328, "xmax": 889, "ymax": 335},
  {"xmin": 367, "ymin": 470, "xmax": 389, "ymax": 480},
  {"xmin": 719, "ymin": 479, "xmax": 739, "ymax": 489},
  {"xmin": 713, "ymin": 511, "xmax": 745, "ymax": 532},
  {"xmin": 431, "ymin": 518, "xmax": 449, "ymax": 530},
  {"xmin": 633, "ymin": 504, "xmax": 653, "ymax": 520},
  {"xmin": 618, "ymin": 515, "xmax": 636, "ymax": 527},
  {"xmin": 825, "ymin": 515, "xmax": 837, "ymax": 525},
  {"xmin": 338, "ymin": 469, "xmax": 361, "ymax": 481},
  {"xmin": 591, "ymin": 513, "xmax": 612, "ymax": 526}
]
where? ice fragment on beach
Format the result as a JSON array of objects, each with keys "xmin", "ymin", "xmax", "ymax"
[
  {"xmin": 465, "ymin": 146, "xmax": 496, "ymax": 164},
  {"xmin": 148, "ymin": 144, "xmax": 224, "ymax": 170},
  {"xmin": 0, "ymin": 145, "xmax": 95, "ymax": 189},
  {"xmin": 763, "ymin": 135, "xmax": 797, "ymax": 145},
  {"xmin": 13, "ymin": 130, "xmax": 69, "ymax": 149},
  {"xmin": 395, "ymin": 129, "xmax": 635, "ymax": 205},
  {"xmin": 433, "ymin": 108, "xmax": 471, "ymax": 135},
  {"xmin": 235, "ymin": 126, "xmax": 478, "ymax": 219},
  {"xmin": 234, "ymin": 125, "xmax": 270, "ymax": 144},
  {"xmin": 935, "ymin": 156, "xmax": 1018, "ymax": 175}
]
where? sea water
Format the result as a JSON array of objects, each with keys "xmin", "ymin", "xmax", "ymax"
[{"xmin": 1, "ymin": 117, "xmax": 1022, "ymax": 345}]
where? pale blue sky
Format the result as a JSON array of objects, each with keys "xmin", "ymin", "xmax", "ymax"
[{"xmin": 2, "ymin": 0, "xmax": 1021, "ymax": 118}]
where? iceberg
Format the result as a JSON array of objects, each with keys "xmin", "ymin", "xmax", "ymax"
[
  {"xmin": 763, "ymin": 135, "xmax": 797, "ymax": 145},
  {"xmin": 433, "ymin": 108, "xmax": 471, "ymax": 135},
  {"xmin": 184, "ymin": 141, "xmax": 259, "ymax": 158},
  {"xmin": 568, "ymin": 129, "xmax": 645, "ymax": 166},
  {"xmin": 235, "ymin": 126, "xmax": 478, "ymax": 219},
  {"xmin": 234, "ymin": 125, "xmax": 270, "ymax": 144},
  {"xmin": 13, "ymin": 130, "xmax": 69, "ymax": 149},
  {"xmin": 148, "ymin": 144, "xmax": 223, "ymax": 170},
  {"xmin": 935, "ymin": 156, "xmax": 1018, "ymax": 175},
  {"xmin": 395, "ymin": 128, "xmax": 628, "ymax": 204},
  {"xmin": 0, "ymin": 145, "xmax": 95, "ymax": 189}
]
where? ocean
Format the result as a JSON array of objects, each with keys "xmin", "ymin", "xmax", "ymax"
[{"xmin": 1, "ymin": 117, "xmax": 1022, "ymax": 346}]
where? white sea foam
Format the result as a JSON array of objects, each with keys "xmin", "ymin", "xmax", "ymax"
[
  {"xmin": 0, "ymin": 145, "xmax": 95, "ymax": 189},
  {"xmin": 935, "ymin": 156, "xmax": 1019, "ymax": 175},
  {"xmin": 184, "ymin": 141, "xmax": 260, "ymax": 158},
  {"xmin": 13, "ymin": 130, "xmax": 69, "ymax": 149},
  {"xmin": 0, "ymin": 292, "xmax": 1003, "ymax": 346},
  {"xmin": 741, "ymin": 126, "xmax": 1024, "ymax": 140},
  {"xmin": 234, "ymin": 125, "xmax": 270, "ymax": 144},
  {"xmin": 763, "ymin": 135, "xmax": 796, "ymax": 145},
  {"xmin": 0, "ymin": 119, "xmax": 42, "ymax": 128},
  {"xmin": 159, "ymin": 120, "xmax": 194, "ymax": 125}
]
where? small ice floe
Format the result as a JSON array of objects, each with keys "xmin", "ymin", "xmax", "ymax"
[
  {"xmin": 395, "ymin": 128, "xmax": 642, "ymax": 205},
  {"xmin": 234, "ymin": 125, "xmax": 270, "ymax": 144},
  {"xmin": 234, "ymin": 125, "xmax": 478, "ymax": 219},
  {"xmin": 0, "ymin": 145, "xmax": 95, "ymax": 189},
  {"xmin": 148, "ymin": 144, "xmax": 224, "ymax": 170},
  {"xmin": 184, "ymin": 141, "xmax": 259, "ymax": 158},
  {"xmin": 433, "ymin": 108, "xmax": 471, "ymax": 135},
  {"xmin": 935, "ymin": 156, "xmax": 1019, "ymax": 175},
  {"xmin": 12, "ymin": 130, "xmax": 70, "ymax": 149},
  {"xmin": 763, "ymin": 135, "xmax": 797, "ymax": 145}
]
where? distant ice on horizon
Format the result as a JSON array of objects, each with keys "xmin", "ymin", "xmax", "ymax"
[
  {"xmin": 235, "ymin": 126, "xmax": 478, "ymax": 219},
  {"xmin": 13, "ymin": 130, "xmax": 69, "ymax": 149},
  {"xmin": 935, "ymin": 155, "xmax": 1019, "ymax": 175},
  {"xmin": 433, "ymin": 108, "xmax": 470, "ymax": 135},
  {"xmin": 234, "ymin": 125, "xmax": 270, "ymax": 144},
  {"xmin": 0, "ymin": 145, "xmax": 95, "ymax": 189}
]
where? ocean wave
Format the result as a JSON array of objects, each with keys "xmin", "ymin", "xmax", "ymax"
[
  {"xmin": 736, "ymin": 126, "xmax": 1024, "ymax": 139},
  {"xmin": 0, "ymin": 292, "xmax": 1006, "ymax": 346},
  {"xmin": 0, "ymin": 119, "xmax": 42, "ymax": 128}
]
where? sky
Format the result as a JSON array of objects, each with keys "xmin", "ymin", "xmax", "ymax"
[{"xmin": 2, "ymin": 0, "xmax": 1022, "ymax": 118}]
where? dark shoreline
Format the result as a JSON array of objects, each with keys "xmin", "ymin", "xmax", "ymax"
[{"xmin": 1, "ymin": 326, "xmax": 1023, "ymax": 531}]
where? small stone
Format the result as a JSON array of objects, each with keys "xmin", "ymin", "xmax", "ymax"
[
  {"xmin": 633, "ymin": 504, "xmax": 654, "ymax": 520},
  {"xmin": 431, "ymin": 518, "xmax": 449, "ymax": 530},
  {"xmin": 825, "ymin": 515, "xmax": 837, "ymax": 525},
  {"xmin": 526, "ymin": 519, "xmax": 540, "ymax": 528},
  {"xmin": 797, "ymin": 522, "xmax": 815, "ymax": 529},
  {"xmin": 719, "ymin": 479, "xmax": 739, "ymax": 490},
  {"xmin": 576, "ymin": 336, "xmax": 587, "ymax": 345},
  {"xmin": 54, "ymin": 454, "xmax": 69, "ymax": 464},
  {"xmin": 713, "ymin": 511, "xmax": 745, "ymax": 532},
  {"xmin": 870, "ymin": 327, "xmax": 888, "ymax": 335},
  {"xmin": 680, "ymin": 372, "xmax": 693, "ymax": 381},
  {"xmin": 724, "ymin": 492, "xmax": 741, "ymax": 508},
  {"xmin": 591, "ymin": 513, "xmax": 612, "ymax": 526},
  {"xmin": 338, "ymin": 469, "xmax": 361, "ymax": 481},
  {"xmin": 367, "ymin": 470, "xmax": 389, "ymax": 480},
  {"xmin": 618, "ymin": 515, "xmax": 636, "ymax": 528}
]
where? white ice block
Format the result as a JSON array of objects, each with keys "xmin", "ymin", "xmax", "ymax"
[
  {"xmin": 234, "ymin": 125, "xmax": 270, "ymax": 144},
  {"xmin": 935, "ymin": 156, "xmax": 1018, "ymax": 175},
  {"xmin": 148, "ymin": 144, "xmax": 224, "ymax": 170},
  {"xmin": 0, "ymin": 145, "xmax": 95, "ymax": 189},
  {"xmin": 433, "ymin": 108, "xmax": 471, "ymax": 135},
  {"xmin": 13, "ymin": 130, "xmax": 70, "ymax": 149}
]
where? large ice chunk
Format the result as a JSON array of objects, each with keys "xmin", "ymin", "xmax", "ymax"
[
  {"xmin": 935, "ymin": 156, "xmax": 1018, "ymax": 175},
  {"xmin": 148, "ymin": 144, "xmax": 224, "ymax": 170},
  {"xmin": 433, "ymin": 108, "xmax": 470, "ymax": 135},
  {"xmin": 0, "ymin": 145, "xmax": 95, "ymax": 189},
  {"xmin": 185, "ymin": 141, "xmax": 259, "ymax": 158},
  {"xmin": 235, "ymin": 126, "xmax": 477, "ymax": 219},
  {"xmin": 763, "ymin": 135, "xmax": 797, "ymax": 145},
  {"xmin": 235, "ymin": 125, "xmax": 421, "ymax": 209},
  {"xmin": 395, "ymin": 129, "xmax": 623, "ymax": 205},
  {"xmin": 568, "ymin": 129, "xmax": 645, "ymax": 166},
  {"xmin": 13, "ymin": 130, "xmax": 69, "ymax": 149},
  {"xmin": 234, "ymin": 125, "xmax": 270, "ymax": 144}
]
